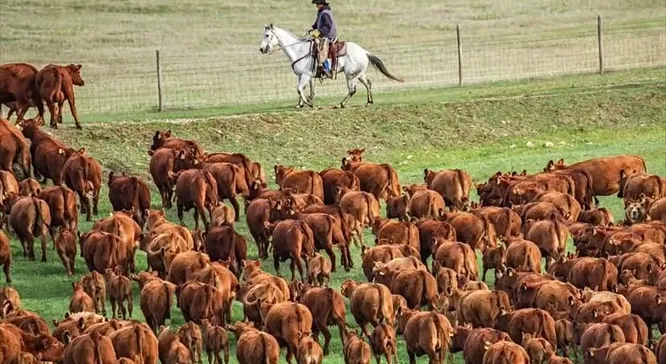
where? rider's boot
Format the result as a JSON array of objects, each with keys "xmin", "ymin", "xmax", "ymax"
[{"xmin": 323, "ymin": 60, "xmax": 332, "ymax": 78}]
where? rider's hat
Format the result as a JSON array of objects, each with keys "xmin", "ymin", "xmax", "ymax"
[{"xmin": 312, "ymin": 0, "xmax": 329, "ymax": 4}]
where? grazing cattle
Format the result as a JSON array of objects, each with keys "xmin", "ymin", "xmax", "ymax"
[
  {"xmin": 103, "ymin": 269, "xmax": 133, "ymax": 320},
  {"xmin": 9, "ymin": 196, "xmax": 51, "ymax": 261},
  {"xmin": 136, "ymin": 274, "xmax": 177, "ymax": 332},
  {"xmin": 338, "ymin": 186, "xmax": 381, "ymax": 228},
  {"xmin": 0, "ymin": 63, "xmax": 44, "ymax": 122},
  {"xmin": 545, "ymin": 156, "xmax": 647, "ymax": 196},
  {"xmin": 39, "ymin": 186, "xmax": 78, "ymax": 242},
  {"xmin": 35, "ymin": 64, "xmax": 85, "ymax": 129},
  {"xmin": 538, "ymin": 191, "xmax": 582, "ymax": 222},
  {"xmin": 458, "ymin": 290, "xmax": 512, "ymax": 328},
  {"xmin": 624, "ymin": 285, "xmax": 666, "ymax": 339},
  {"xmin": 397, "ymin": 309, "xmax": 453, "ymax": 364},
  {"xmin": 0, "ymin": 118, "xmax": 32, "ymax": 178},
  {"xmin": 296, "ymin": 335, "xmax": 324, "ymax": 364},
  {"xmin": 275, "ymin": 165, "xmax": 325, "ymax": 201},
  {"xmin": 157, "ymin": 326, "xmax": 192, "ymax": 364},
  {"xmin": 458, "ymin": 328, "xmax": 512, "ymax": 364},
  {"xmin": 107, "ymin": 172, "xmax": 151, "ymax": 227},
  {"xmin": 0, "ymin": 231, "xmax": 11, "ymax": 283},
  {"xmin": 108, "ymin": 322, "xmax": 159, "ymax": 364},
  {"xmin": 174, "ymin": 169, "xmax": 219, "ymax": 230},
  {"xmin": 424, "ymin": 168, "xmax": 473, "ymax": 210},
  {"xmin": 19, "ymin": 179, "xmax": 40, "ymax": 197},
  {"xmin": 341, "ymin": 280, "xmax": 394, "ymax": 338},
  {"xmin": 369, "ymin": 323, "xmax": 397, "ymax": 364},
  {"xmin": 341, "ymin": 158, "xmax": 401, "ymax": 201},
  {"xmin": 194, "ymin": 161, "xmax": 247, "ymax": 222},
  {"xmin": 61, "ymin": 331, "xmax": 117, "ymax": 364},
  {"xmin": 267, "ymin": 219, "xmax": 315, "ymax": 281},
  {"xmin": 228, "ymin": 321, "xmax": 279, "ymax": 364},
  {"xmin": 261, "ymin": 301, "xmax": 313, "ymax": 364},
  {"xmin": 201, "ymin": 319, "xmax": 229, "ymax": 364},
  {"xmin": 482, "ymin": 340, "xmax": 530, "ymax": 364},
  {"xmin": 319, "ymin": 168, "xmax": 360, "ymax": 204},
  {"xmin": 62, "ymin": 148, "xmax": 102, "ymax": 221}
]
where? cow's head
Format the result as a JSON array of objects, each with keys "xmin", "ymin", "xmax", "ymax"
[
  {"xmin": 150, "ymin": 130, "xmax": 171, "ymax": 150},
  {"xmin": 346, "ymin": 147, "xmax": 365, "ymax": 162},
  {"xmin": 66, "ymin": 64, "xmax": 85, "ymax": 86}
]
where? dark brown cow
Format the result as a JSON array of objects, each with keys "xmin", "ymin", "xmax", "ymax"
[
  {"xmin": 0, "ymin": 230, "xmax": 11, "ymax": 283},
  {"xmin": 38, "ymin": 185, "xmax": 78, "ymax": 243},
  {"xmin": 54, "ymin": 227, "xmax": 77, "ymax": 276},
  {"xmin": 35, "ymin": 64, "xmax": 85, "ymax": 129},
  {"xmin": 0, "ymin": 118, "xmax": 31, "ymax": 177},
  {"xmin": 62, "ymin": 331, "xmax": 117, "ymax": 364},
  {"xmin": 9, "ymin": 196, "xmax": 51, "ymax": 261},
  {"xmin": 415, "ymin": 219, "xmax": 456, "ymax": 264},
  {"xmin": 261, "ymin": 301, "xmax": 313, "ymax": 364},
  {"xmin": 157, "ymin": 326, "xmax": 192, "ymax": 364},
  {"xmin": 79, "ymin": 231, "xmax": 125, "ymax": 274},
  {"xmin": 319, "ymin": 168, "xmax": 360, "ymax": 204},
  {"xmin": 578, "ymin": 207, "xmax": 614, "ymax": 226},
  {"xmin": 19, "ymin": 117, "xmax": 73, "ymax": 184},
  {"xmin": 655, "ymin": 334, "xmax": 666, "ymax": 364},
  {"xmin": 275, "ymin": 165, "xmax": 325, "ymax": 201},
  {"xmin": 0, "ymin": 63, "xmax": 44, "ymax": 122},
  {"xmin": 93, "ymin": 211, "xmax": 142, "ymax": 274},
  {"xmin": 267, "ymin": 219, "xmax": 315, "ymax": 281},
  {"xmin": 568, "ymin": 257, "xmax": 618, "ymax": 291},
  {"xmin": 18, "ymin": 178, "xmax": 40, "ymax": 197},
  {"xmin": 482, "ymin": 340, "xmax": 530, "ymax": 364},
  {"xmin": 650, "ymin": 197, "xmax": 666, "ymax": 222},
  {"xmin": 545, "ymin": 156, "xmax": 647, "ymax": 196},
  {"xmin": 174, "ymin": 169, "xmax": 219, "ymax": 230},
  {"xmin": 203, "ymin": 225, "xmax": 248, "ymax": 273},
  {"xmin": 203, "ymin": 152, "xmax": 259, "ymax": 190},
  {"xmin": 602, "ymin": 313, "xmax": 649, "ymax": 345},
  {"xmin": 246, "ymin": 198, "xmax": 291, "ymax": 259},
  {"xmin": 424, "ymin": 168, "xmax": 473, "ymax": 210},
  {"xmin": 300, "ymin": 212, "xmax": 352, "ymax": 272},
  {"xmin": 341, "ymin": 280, "xmax": 394, "ymax": 338},
  {"xmin": 108, "ymin": 172, "xmax": 151, "ymax": 227},
  {"xmin": 150, "ymin": 149, "xmax": 197, "ymax": 208},
  {"xmin": 228, "ymin": 321, "xmax": 279, "ymax": 364},
  {"xmin": 195, "ymin": 162, "xmax": 246, "ymax": 221},
  {"xmin": 150, "ymin": 130, "xmax": 204, "ymax": 158},
  {"xmin": 62, "ymin": 148, "xmax": 101, "ymax": 221},
  {"xmin": 341, "ymin": 158, "xmax": 401, "ymax": 201},
  {"xmin": 524, "ymin": 214, "xmax": 569, "ymax": 270}
]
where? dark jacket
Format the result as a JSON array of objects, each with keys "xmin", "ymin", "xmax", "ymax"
[{"xmin": 312, "ymin": 5, "xmax": 337, "ymax": 40}]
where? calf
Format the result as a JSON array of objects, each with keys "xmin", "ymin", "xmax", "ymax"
[
  {"xmin": 261, "ymin": 301, "xmax": 313, "ymax": 364},
  {"xmin": 341, "ymin": 280, "xmax": 394, "ymax": 337},
  {"xmin": 343, "ymin": 329, "xmax": 372, "ymax": 364},
  {"xmin": 158, "ymin": 326, "xmax": 192, "ymax": 364},
  {"xmin": 107, "ymin": 172, "xmax": 151, "ymax": 227},
  {"xmin": 373, "ymin": 218, "xmax": 420, "ymax": 251},
  {"xmin": 62, "ymin": 331, "xmax": 117, "ymax": 364},
  {"xmin": 398, "ymin": 309, "xmax": 453, "ymax": 364},
  {"xmin": 482, "ymin": 340, "xmax": 530, "ymax": 364},
  {"xmin": 385, "ymin": 194, "xmax": 408, "ymax": 221},
  {"xmin": 228, "ymin": 321, "xmax": 279, "ymax": 364},
  {"xmin": 424, "ymin": 168, "xmax": 473, "ymax": 209},
  {"xmin": 174, "ymin": 169, "xmax": 219, "ymax": 230},
  {"xmin": 201, "ymin": 319, "xmax": 229, "ymax": 364},
  {"xmin": 104, "ymin": 268, "xmax": 133, "ymax": 320},
  {"xmin": 39, "ymin": 186, "xmax": 78, "ymax": 246},
  {"xmin": 296, "ymin": 335, "xmax": 324, "ymax": 364},
  {"xmin": 9, "ymin": 196, "xmax": 51, "ymax": 261},
  {"xmin": 54, "ymin": 227, "xmax": 77, "ymax": 276},
  {"xmin": 298, "ymin": 286, "xmax": 347, "ymax": 355},
  {"xmin": 80, "ymin": 271, "xmax": 106, "ymax": 316},
  {"xmin": 69, "ymin": 282, "xmax": 95, "ymax": 314},
  {"xmin": 137, "ymin": 275, "xmax": 177, "ymax": 332},
  {"xmin": 361, "ymin": 244, "xmax": 420, "ymax": 281},
  {"xmin": 108, "ymin": 322, "xmax": 159, "ymax": 364},
  {"xmin": 369, "ymin": 323, "xmax": 397, "ymax": 364},
  {"xmin": 307, "ymin": 253, "xmax": 332, "ymax": 287},
  {"xmin": 0, "ymin": 231, "xmax": 10, "ymax": 283},
  {"xmin": 18, "ymin": 178, "xmax": 40, "ymax": 197},
  {"xmin": 211, "ymin": 203, "xmax": 235, "ymax": 227},
  {"xmin": 79, "ymin": 231, "xmax": 125, "ymax": 276},
  {"xmin": 522, "ymin": 333, "xmax": 555, "ymax": 364}
]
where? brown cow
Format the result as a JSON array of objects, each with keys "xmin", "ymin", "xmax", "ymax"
[
  {"xmin": 361, "ymin": 244, "xmax": 420, "ymax": 281},
  {"xmin": 9, "ymin": 196, "xmax": 51, "ymax": 261},
  {"xmin": 579, "ymin": 323, "xmax": 626, "ymax": 353},
  {"xmin": 373, "ymin": 218, "xmax": 420, "ymax": 252},
  {"xmin": 296, "ymin": 335, "xmax": 324, "ymax": 364},
  {"xmin": 19, "ymin": 117, "xmax": 73, "ymax": 184},
  {"xmin": 432, "ymin": 241, "xmax": 478, "ymax": 283},
  {"xmin": 369, "ymin": 323, "xmax": 397, "ymax": 364},
  {"xmin": 460, "ymin": 328, "xmax": 512, "ymax": 364},
  {"xmin": 174, "ymin": 169, "xmax": 219, "ymax": 230},
  {"xmin": 442, "ymin": 211, "xmax": 497, "ymax": 251},
  {"xmin": 157, "ymin": 326, "xmax": 192, "ymax": 364},
  {"xmin": 624, "ymin": 285, "xmax": 666, "ymax": 339},
  {"xmin": 602, "ymin": 313, "xmax": 648, "ymax": 345},
  {"xmin": 167, "ymin": 251, "xmax": 211, "ymax": 286},
  {"xmin": 149, "ymin": 149, "xmax": 197, "ymax": 208},
  {"xmin": 415, "ymin": 219, "xmax": 456, "ymax": 263},
  {"xmin": 211, "ymin": 203, "xmax": 235, "ymax": 227},
  {"xmin": 474, "ymin": 206, "xmax": 522, "ymax": 241},
  {"xmin": 227, "ymin": 321, "xmax": 279, "ymax": 364},
  {"xmin": 108, "ymin": 322, "xmax": 159, "ymax": 364},
  {"xmin": 0, "ymin": 231, "xmax": 10, "ymax": 283},
  {"xmin": 495, "ymin": 308, "xmax": 557, "ymax": 349},
  {"xmin": 568, "ymin": 257, "xmax": 618, "ymax": 291},
  {"xmin": 261, "ymin": 301, "xmax": 313, "ymax": 364},
  {"xmin": 62, "ymin": 331, "xmax": 117, "ymax": 364},
  {"xmin": 482, "ymin": 340, "xmax": 530, "ymax": 364},
  {"xmin": 79, "ymin": 271, "xmax": 106, "ymax": 316},
  {"xmin": 391, "ymin": 268, "xmax": 439, "ymax": 309},
  {"xmin": 203, "ymin": 152, "xmax": 258, "ymax": 190},
  {"xmin": 300, "ymin": 211, "xmax": 352, "ymax": 272},
  {"xmin": 482, "ymin": 245, "xmax": 506, "ymax": 282},
  {"xmin": 38, "ymin": 186, "xmax": 78, "ymax": 243},
  {"xmin": 62, "ymin": 148, "xmax": 101, "ymax": 221},
  {"xmin": 104, "ymin": 269, "xmax": 133, "ymax": 320},
  {"xmin": 79, "ymin": 231, "xmax": 125, "ymax": 275},
  {"xmin": 343, "ymin": 329, "xmax": 372, "ymax": 364},
  {"xmin": 341, "ymin": 158, "xmax": 401, "ymax": 201},
  {"xmin": 18, "ymin": 178, "xmax": 40, "ymax": 196},
  {"xmin": 203, "ymin": 225, "xmax": 248, "ymax": 274},
  {"xmin": 424, "ymin": 168, "xmax": 473, "ymax": 210},
  {"xmin": 655, "ymin": 334, "xmax": 666, "ymax": 364},
  {"xmin": 54, "ymin": 227, "xmax": 77, "ymax": 276},
  {"xmin": 585, "ymin": 343, "xmax": 658, "ymax": 364},
  {"xmin": 0, "ymin": 118, "xmax": 31, "ymax": 180},
  {"xmin": 108, "ymin": 172, "xmax": 151, "ymax": 227},
  {"xmin": 505, "ymin": 238, "xmax": 542, "ymax": 274},
  {"xmin": 522, "ymin": 333, "xmax": 555, "ymax": 364},
  {"xmin": 398, "ymin": 309, "xmax": 453, "ymax": 364},
  {"xmin": 267, "ymin": 219, "xmax": 315, "ymax": 281},
  {"xmin": 578, "ymin": 207, "xmax": 614, "ymax": 226},
  {"xmin": 649, "ymin": 197, "xmax": 666, "ymax": 222},
  {"xmin": 618, "ymin": 172, "xmax": 666, "ymax": 202},
  {"xmin": 341, "ymin": 280, "xmax": 394, "ymax": 338},
  {"xmin": 372, "ymin": 256, "xmax": 427, "ymax": 289},
  {"xmin": 246, "ymin": 198, "xmax": 290, "ymax": 258},
  {"xmin": 275, "ymin": 165, "xmax": 325, "ymax": 201},
  {"xmin": 545, "ymin": 156, "xmax": 647, "ymax": 196},
  {"xmin": 338, "ymin": 186, "xmax": 381, "ymax": 238},
  {"xmin": 150, "ymin": 130, "xmax": 204, "ymax": 158},
  {"xmin": 555, "ymin": 318, "xmax": 574, "ymax": 357},
  {"xmin": 0, "ymin": 286, "xmax": 21, "ymax": 318},
  {"xmin": 538, "ymin": 191, "xmax": 582, "ymax": 222},
  {"xmin": 0, "ymin": 172, "xmax": 19, "ymax": 214},
  {"xmin": 0, "ymin": 63, "xmax": 44, "ymax": 122},
  {"xmin": 292, "ymin": 285, "xmax": 346, "ymax": 355},
  {"xmin": 408, "ymin": 189, "xmax": 446, "ymax": 220},
  {"xmin": 458, "ymin": 290, "xmax": 512, "ymax": 328},
  {"xmin": 93, "ymin": 211, "xmax": 142, "ymax": 274},
  {"xmin": 385, "ymin": 194, "xmax": 408, "ymax": 221},
  {"xmin": 178, "ymin": 281, "xmax": 229, "ymax": 325},
  {"xmin": 69, "ymin": 282, "xmax": 96, "ymax": 314},
  {"xmin": 178, "ymin": 322, "xmax": 203, "ymax": 364},
  {"xmin": 524, "ymin": 214, "xmax": 569, "ymax": 270},
  {"xmin": 320, "ymin": 168, "xmax": 360, "ymax": 204},
  {"xmin": 35, "ymin": 64, "xmax": 85, "ymax": 129},
  {"xmin": 137, "ymin": 275, "xmax": 177, "ymax": 332},
  {"xmin": 201, "ymin": 319, "xmax": 229, "ymax": 364},
  {"xmin": 306, "ymin": 253, "xmax": 332, "ymax": 286}
]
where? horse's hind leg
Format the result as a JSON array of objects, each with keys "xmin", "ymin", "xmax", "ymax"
[
  {"xmin": 358, "ymin": 73, "xmax": 373, "ymax": 105},
  {"xmin": 339, "ymin": 75, "xmax": 358, "ymax": 108}
]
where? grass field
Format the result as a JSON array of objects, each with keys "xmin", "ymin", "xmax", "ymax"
[
  {"xmin": 1, "ymin": 0, "xmax": 664, "ymax": 113},
  {"xmin": 3, "ymin": 67, "xmax": 666, "ymax": 363}
]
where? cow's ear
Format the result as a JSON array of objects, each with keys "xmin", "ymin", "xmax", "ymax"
[
  {"xmin": 78, "ymin": 317, "xmax": 85, "ymax": 330},
  {"xmin": 58, "ymin": 148, "xmax": 65, "ymax": 156},
  {"xmin": 78, "ymin": 147, "xmax": 86, "ymax": 155},
  {"xmin": 657, "ymin": 294, "xmax": 662, "ymax": 305},
  {"xmin": 179, "ymin": 151, "xmax": 186, "ymax": 160},
  {"xmin": 619, "ymin": 170, "xmax": 626, "ymax": 179},
  {"xmin": 647, "ymin": 264, "xmax": 653, "ymax": 273},
  {"xmin": 592, "ymin": 309, "xmax": 598, "ymax": 318},
  {"xmin": 165, "ymin": 130, "xmax": 171, "ymax": 137},
  {"xmin": 557, "ymin": 158, "xmax": 564, "ymax": 164}
]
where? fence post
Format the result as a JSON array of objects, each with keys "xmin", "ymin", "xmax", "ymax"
[
  {"xmin": 597, "ymin": 15, "xmax": 603, "ymax": 74},
  {"xmin": 155, "ymin": 50, "xmax": 164, "ymax": 112},
  {"xmin": 456, "ymin": 24, "xmax": 463, "ymax": 86}
]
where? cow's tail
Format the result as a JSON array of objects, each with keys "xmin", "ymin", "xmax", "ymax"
[
  {"xmin": 581, "ymin": 171, "xmax": 598, "ymax": 207},
  {"xmin": 367, "ymin": 54, "xmax": 404, "ymax": 82},
  {"xmin": 381, "ymin": 164, "xmax": 399, "ymax": 199},
  {"xmin": 163, "ymin": 282, "xmax": 173, "ymax": 320},
  {"xmin": 503, "ymin": 208, "xmax": 514, "ymax": 238},
  {"xmin": 631, "ymin": 314, "xmax": 648, "ymax": 345},
  {"xmin": 60, "ymin": 186, "xmax": 71, "ymax": 225},
  {"xmin": 363, "ymin": 193, "xmax": 376, "ymax": 226},
  {"xmin": 202, "ymin": 170, "xmax": 219, "ymax": 205},
  {"xmin": 600, "ymin": 260, "xmax": 611, "ymax": 291},
  {"xmin": 422, "ymin": 270, "xmax": 438, "ymax": 308},
  {"xmin": 337, "ymin": 209, "xmax": 352, "ymax": 243},
  {"xmin": 376, "ymin": 284, "xmax": 386, "ymax": 325},
  {"xmin": 431, "ymin": 312, "xmax": 447, "ymax": 363},
  {"xmin": 262, "ymin": 332, "xmax": 271, "ymax": 364},
  {"xmin": 456, "ymin": 169, "xmax": 468, "ymax": 205},
  {"xmin": 640, "ymin": 156, "xmax": 648, "ymax": 174},
  {"xmin": 32, "ymin": 197, "xmax": 47, "ymax": 236},
  {"xmin": 237, "ymin": 154, "xmax": 254, "ymax": 187},
  {"xmin": 131, "ymin": 177, "xmax": 141, "ymax": 217},
  {"xmin": 134, "ymin": 324, "xmax": 144, "ymax": 363}
]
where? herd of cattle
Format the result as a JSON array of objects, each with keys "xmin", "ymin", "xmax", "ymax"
[{"xmin": 0, "ymin": 115, "xmax": 665, "ymax": 364}]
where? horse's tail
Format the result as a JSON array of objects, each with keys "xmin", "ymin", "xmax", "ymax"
[{"xmin": 366, "ymin": 53, "xmax": 404, "ymax": 82}]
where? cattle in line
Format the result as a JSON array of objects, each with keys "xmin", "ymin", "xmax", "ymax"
[{"xmin": 35, "ymin": 64, "xmax": 85, "ymax": 129}]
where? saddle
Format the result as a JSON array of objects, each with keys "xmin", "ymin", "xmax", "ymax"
[{"xmin": 328, "ymin": 39, "xmax": 347, "ymax": 74}]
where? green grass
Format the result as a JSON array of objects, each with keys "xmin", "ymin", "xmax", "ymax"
[
  {"xmin": 3, "ymin": 68, "xmax": 666, "ymax": 363},
  {"xmin": 0, "ymin": 0, "xmax": 664, "ymax": 113}
]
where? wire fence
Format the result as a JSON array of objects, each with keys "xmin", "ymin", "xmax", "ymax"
[{"xmin": 5, "ymin": 18, "xmax": 665, "ymax": 116}]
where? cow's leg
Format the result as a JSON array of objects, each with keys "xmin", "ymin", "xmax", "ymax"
[
  {"xmin": 39, "ymin": 233, "xmax": 47, "ymax": 262},
  {"xmin": 127, "ymin": 294, "xmax": 133, "ymax": 318},
  {"xmin": 320, "ymin": 323, "xmax": 332, "ymax": 355},
  {"xmin": 229, "ymin": 196, "xmax": 241, "ymax": 222},
  {"xmin": 324, "ymin": 244, "xmax": 336, "ymax": 273},
  {"xmin": 57, "ymin": 99, "xmax": 64, "ymax": 124},
  {"xmin": 93, "ymin": 186, "xmax": 100, "ymax": 215},
  {"xmin": 358, "ymin": 72, "xmax": 373, "ymax": 105},
  {"xmin": 177, "ymin": 202, "xmax": 185, "ymax": 226},
  {"xmin": 339, "ymin": 74, "xmax": 358, "ymax": 108},
  {"xmin": 408, "ymin": 351, "xmax": 417, "ymax": 364},
  {"xmin": 274, "ymin": 255, "xmax": 281, "ymax": 278},
  {"xmin": 3, "ymin": 254, "xmax": 11, "ymax": 283},
  {"xmin": 289, "ymin": 258, "xmax": 296, "ymax": 281},
  {"xmin": 110, "ymin": 297, "xmax": 118, "ymax": 319},
  {"xmin": 65, "ymin": 94, "xmax": 82, "ymax": 129},
  {"xmin": 46, "ymin": 100, "xmax": 58, "ymax": 128},
  {"xmin": 80, "ymin": 192, "xmax": 92, "ymax": 222}
]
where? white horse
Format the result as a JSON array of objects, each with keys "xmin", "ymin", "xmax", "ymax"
[{"xmin": 259, "ymin": 24, "xmax": 403, "ymax": 108}]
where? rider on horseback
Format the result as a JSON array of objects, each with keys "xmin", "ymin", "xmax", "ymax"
[{"xmin": 309, "ymin": 0, "xmax": 337, "ymax": 78}]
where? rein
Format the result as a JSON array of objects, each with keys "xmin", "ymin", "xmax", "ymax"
[{"xmin": 268, "ymin": 29, "xmax": 315, "ymax": 73}]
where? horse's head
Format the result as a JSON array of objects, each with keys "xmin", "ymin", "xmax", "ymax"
[{"xmin": 259, "ymin": 24, "xmax": 279, "ymax": 54}]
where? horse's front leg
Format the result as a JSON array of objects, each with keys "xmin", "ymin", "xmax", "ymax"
[{"xmin": 296, "ymin": 75, "xmax": 312, "ymax": 108}]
